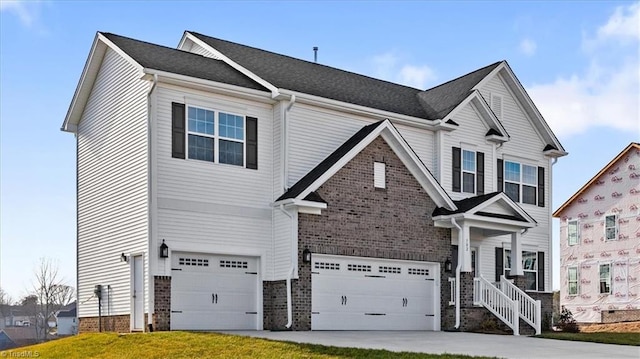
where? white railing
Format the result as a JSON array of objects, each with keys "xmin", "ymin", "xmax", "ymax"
[
  {"xmin": 473, "ymin": 276, "xmax": 519, "ymax": 335},
  {"xmin": 500, "ymin": 275, "xmax": 541, "ymax": 335},
  {"xmin": 448, "ymin": 277, "xmax": 456, "ymax": 305}
]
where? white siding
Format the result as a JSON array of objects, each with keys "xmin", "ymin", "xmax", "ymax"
[
  {"xmin": 154, "ymin": 84, "xmax": 276, "ymax": 278},
  {"xmin": 77, "ymin": 48, "xmax": 149, "ymax": 318}
]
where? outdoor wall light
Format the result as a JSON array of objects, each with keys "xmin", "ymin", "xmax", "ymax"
[
  {"xmin": 444, "ymin": 258, "xmax": 452, "ymax": 273},
  {"xmin": 120, "ymin": 253, "xmax": 129, "ymax": 263},
  {"xmin": 160, "ymin": 239, "xmax": 169, "ymax": 258},
  {"xmin": 302, "ymin": 248, "xmax": 312, "ymax": 264}
]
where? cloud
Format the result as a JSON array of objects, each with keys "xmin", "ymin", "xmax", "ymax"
[
  {"xmin": 370, "ymin": 52, "xmax": 437, "ymax": 89},
  {"xmin": 527, "ymin": 2, "xmax": 640, "ymax": 138},
  {"xmin": 519, "ymin": 38, "xmax": 537, "ymax": 56},
  {"xmin": 0, "ymin": 0, "xmax": 43, "ymax": 28}
]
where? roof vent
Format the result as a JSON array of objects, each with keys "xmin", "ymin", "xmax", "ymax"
[{"xmin": 313, "ymin": 46, "xmax": 318, "ymax": 63}]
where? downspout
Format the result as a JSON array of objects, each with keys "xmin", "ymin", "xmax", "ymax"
[
  {"xmin": 278, "ymin": 204, "xmax": 296, "ymax": 329},
  {"xmin": 282, "ymin": 95, "xmax": 296, "ymax": 190},
  {"xmin": 146, "ymin": 74, "xmax": 158, "ymax": 331},
  {"xmin": 548, "ymin": 156, "xmax": 558, "ymax": 293},
  {"xmin": 450, "ymin": 217, "xmax": 463, "ymax": 330}
]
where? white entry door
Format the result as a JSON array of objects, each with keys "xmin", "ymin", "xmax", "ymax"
[
  {"xmin": 132, "ymin": 255, "xmax": 144, "ymax": 331},
  {"xmin": 171, "ymin": 253, "xmax": 259, "ymax": 330},
  {"xmin": 312, "ymin": 254, "xmax": 439, "ymax": 330}
]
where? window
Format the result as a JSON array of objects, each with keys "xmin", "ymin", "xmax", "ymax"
[
  {"xmin": 462, "ymin": 150, "xmax": 476, "ymax": 193},
  {"xmin": 599, "ymin": 264, "xmax": 611, "ymax": 294},
  {"xmin": 605, "ymin": 214, "xmax": 618, "ymax": 241},
  {"xmin": 504, "ymin": 249, "xmax": 538, "ymax": 291},
  {"xmin": 186, "ymin": 106, "xmax": 245, "ymax": 166},
  {"xmin": 568, "ymin": 267, "xmax": 579, "ymax": 295},
  {"xmin": 504, "ymin": 161, "xmax": 537, "ymax": 205},
  {"xmin": 567, "ymin": 220, "xmax": 579, "ymax": 245}
]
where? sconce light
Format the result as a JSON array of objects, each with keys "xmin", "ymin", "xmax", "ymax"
[
  {"xmin": 302, "ymin": 248, "xmax": 312, "ymax": 264},
  {"xmin": 120, "ymin": 253, "xmax": 129, "ymax": 263},
  {"xmin": 445, "ymin": 258, "xmax": 452, "ymax": 273},
  {"xmin": 160, "ymin": 239, "xmax": 169, "ymax": 258}
]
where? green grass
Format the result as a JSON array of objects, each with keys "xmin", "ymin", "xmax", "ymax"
[
  {"xmin": 11, "ymin": 332, "xmax": 496, "ymax": 359},
  {"xmin": 537, "ymin": 331, "xmax": 640, "ymax": 346}
]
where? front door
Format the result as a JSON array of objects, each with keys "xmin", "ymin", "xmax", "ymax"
[{"xmin": 132, "ymin": 255, "xmax": 144, "ymax": 331}]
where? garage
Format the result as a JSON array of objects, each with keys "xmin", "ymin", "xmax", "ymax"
[
  {"xmin": 311, "ymin": 254, "xmax": 440, "ymax": 330},
  {"xmin": 171, "ymin": 252, "xmax": 259, "ymax": 330}
]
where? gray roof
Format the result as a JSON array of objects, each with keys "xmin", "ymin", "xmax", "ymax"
[
  {"xmin": 102, "ymin": 33, "xmax": 268, "ymax": 92},
  {"xmin": 190, "ymin": 32, "xmax": 501, "ymax": 121}
]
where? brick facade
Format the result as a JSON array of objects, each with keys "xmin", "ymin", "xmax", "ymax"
[
  {"xmin": 600, "ymin": 309, "xmax": 640, "ymax": 323},
  {"xmin": 267, "ymin": 137, "xmax": 453, "ymax": 330},
  {"xmin": 78, "ymin": 315, "xmax": 131, "ymax": 333},
  {"xmin": 153, "ymin": 276, "xmax": 172, "ymax": 331}
]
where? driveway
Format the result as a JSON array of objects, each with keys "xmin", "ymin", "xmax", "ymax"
[{"xmin": 225, "ymin": 331, "xmax": 640, "ymax": 359}]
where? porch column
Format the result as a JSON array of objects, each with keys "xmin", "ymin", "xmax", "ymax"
[
  {"xmin": 511, "ymin": 232, "xmax": 523, "ymax": 275},
  {"xmin": 461, "ymin": 224, "xmax": 472, "ymax": 272}
]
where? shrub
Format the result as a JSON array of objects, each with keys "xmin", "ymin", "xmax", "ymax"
[{"xmin": 557, "ymin": 306, "xmax": 579, "ymax": 333}]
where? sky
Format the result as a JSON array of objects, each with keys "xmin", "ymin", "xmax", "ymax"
[{"xmin": 1, "ymin": 1, "xmax": 638, "ymax": 301}]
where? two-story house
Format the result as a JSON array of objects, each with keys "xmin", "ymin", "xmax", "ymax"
[
  {"xmin": 61, "ymin": 31, "xmax": 566, "ymax": 334},
  {"xmin": 553, "ymin": 143, "xmax": 640, "ymax": 323}
]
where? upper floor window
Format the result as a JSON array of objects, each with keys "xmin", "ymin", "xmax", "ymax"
[
  {"xmin": 452, "ymin": 147, "xmax": 484, "ymax": 195},
  {"xmin": 504, "ymin": 161, "xmax": 537, "ymax": 205},
  {"xmin": 567, "ymin": 220, "xmax": 579, "ymax": 246},
  {"xmin": 599, "ymin": 264, "xmax": 611, "ymax": 294},
  {"xmin": 171, "ymin": 102, "xmax": 258, "ymax": 170},
  {"xmin": 567, "ymin": 267, "xmax": 579, "ymax": 296},
  {"xmin": 605, "ymin": 214, "xmax": 618, "ymax": 241}
]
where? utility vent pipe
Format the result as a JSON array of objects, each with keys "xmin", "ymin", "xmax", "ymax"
[{"xmin": 313, "ymin": 46, "xmax": 318, "ymax": 63}]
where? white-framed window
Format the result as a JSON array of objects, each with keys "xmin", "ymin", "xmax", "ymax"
[
  {"xmin": 504, "ymin": 249, "xmax": 538, "ymax": 291},
  {"xmin": 462, "ymin": 149, "xmax": 476, "ymax": 193},
  {"xmin": 567, "ymin": 220, "xmax": 579, "ymax": 246},
  {"xmin": 504, "ymin": 161, "xmax": 537, "ymax": 205},
  {"xmin": 599, "ymin": 263, "xmax": 611, "ymax": 294},
  {"xmin": 187, "ymin": 105, "xmax": 245, "ymax": 166},
  {"xmin": 568, "ymin": 266, "xmax": 579, "ymax": 295},
  {"xmin": 605, "ymin": 214, "xmax": 618, "ymax": 241}
]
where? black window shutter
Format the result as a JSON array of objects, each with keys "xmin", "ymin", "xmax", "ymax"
[
  {"xmin": 171, "ymin": 102, "xmax": 186, "ymax": 159},
  {"xmin": 495, "ymin": 247, "xmax": 503, "ymax": 282},
  {"xmin": 476, "ymin": 152, "xmax": 484, "ymax": 195},
  {"xmin": 497, "ymin": 159, "xmax": 503, "ymax": 192},
  {"xmin": 538, "ymin": 251, "xmax": 545, "ymax": 291},
  {"xmin": 538, "ymin": 166, "xmax": 545, "ymax": 207},
  {"xmin": 451, "ymin": 245, "xmax": 458, "ymax": 273},
  {"xmin": 452, "ymin": 147, "xmax": 461, "ymax": 192},
  {"xmin": 246, "ymin": 117, "xmax": 258, "ymax": 170}
]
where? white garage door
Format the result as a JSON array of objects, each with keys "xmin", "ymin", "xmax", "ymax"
[
  {"xmin": 171, "ymin": 253, "xmax": 259, "ymax": 330},
  {"xmin": 312, "ymin": 254, "xmax": 439, "ymax": 330}
]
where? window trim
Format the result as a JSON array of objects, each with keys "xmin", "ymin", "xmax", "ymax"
[
  {"xmin": 567, "ymin": 266, "xmax": 579, "ymax": 296},
  {"xmin": 604, "ymin": 214, "xmax": 618, "ymax": 241},
  {"xmin": 185, "ymin": 104, "xmax": 246, "ymax": 167},
  {"xmin": 504, "ymin": 160, "xmax": 538, "ymax": 205},
  {"xmin": 461, "ymin": 149, "xmax": 476, "ymax": 194},
  {"xmin": 567, "ymin": 220, "xmax": 579, "ymax": 246},
  {"xmin": 599, "ymin": 263, "xmax": 612, "ymax": 294}
]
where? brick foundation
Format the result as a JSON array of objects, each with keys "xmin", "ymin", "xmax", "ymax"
[
  {"xmin": 601, "ymin": 309, "xmax": 640, "ymax": 323},
  {"xmin": 79, "ymin": 315, "xmax": 131, "ymax": 333},
  {"xmin": 153, "ymin": 276, "xmax": 172, "ymax": 331}
]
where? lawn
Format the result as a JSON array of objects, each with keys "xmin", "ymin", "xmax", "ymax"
[
  {"xmin": 11, "ymin": 332, "xmax": 496, "ymax": 359},
  {"xmin": 537, "ymin": 331, "xmax": 640, "ymax": 346}
]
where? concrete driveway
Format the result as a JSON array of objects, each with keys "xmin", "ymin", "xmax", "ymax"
[{"xmin": 225, "ymin": 331, "xmax": 640, "ymax": 359}]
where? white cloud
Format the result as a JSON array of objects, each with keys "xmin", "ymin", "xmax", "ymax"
[
  {"xmin": 519, "ymin": 38, "xmax": 537, "ymax": 56},
  {"xmin": 0, "ymin": 0, "xmax": 44, "ymax": 28},
  {"xmin": 370, "ymin": 51, "xmax": 437, "ymax": 89},
  {"xmin": 527, "ymin": 2, "xmax": 640, "ymax": 138}
]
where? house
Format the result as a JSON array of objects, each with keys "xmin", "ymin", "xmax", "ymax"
[
  {"xmin": 61, "ymin": 31, "xmax": 566, "ymax": 334},
  {"xmin": 56, "ymin": 303, "xmax": 78, "ymax": 336},
  {"xmin": 0, "ymin": 330, "xmax": 16, "ymax": 350},
  {"xmin": 553, "ymin": 143, "xmax": 640, "ymax": 323},
  {"xmin": 0, "ymin": 327, "xmax": 38, "ymax": 348}
]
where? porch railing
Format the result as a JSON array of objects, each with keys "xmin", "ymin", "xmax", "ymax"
[
  {"xmin": 448, "ymin": 277, "xmax": 456, "ymax": 306},
  {"xmin": 500, "ymin": 275, "xmax": 541, "ymax": 335},
  {"xmin": 473, "ymin": 276, "xmax": 519, "ymax": 335}
]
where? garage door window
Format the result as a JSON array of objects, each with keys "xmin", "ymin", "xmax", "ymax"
[
  {"xmin": 179, "ymin": 258, "xmax": 209, "ymax": 267},
  {"xmin": 347, "ymin": 264, "xmax": 372, "ymax": 272},
  {"xmin": 379, "ymin": 266, "xmax": 401, "ymax": 274},
  {"xmin": 220, "ymin": 260, "xmax": 248, "ymax": 269},
  {"xmin": 315, "ymin": 262, "xmax": 340, "ymax": 270},
  {"xmin": 408, "ymin": 268, "xmax": 429, "ymax": 276}
]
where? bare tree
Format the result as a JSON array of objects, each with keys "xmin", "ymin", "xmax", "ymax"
[
  {"xmin": 31, "ymin": 258, "xmax": 76, "ymax": 340},
  {"xmin": 0, "ymin": 287, "xmax": 13, "ymax": 324}
]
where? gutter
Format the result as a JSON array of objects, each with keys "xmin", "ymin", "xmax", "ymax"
[
  {"xmin": 278, "ymin": 204, "xmax": 296, "ymax": 329},
  {"xmin": 146, "ymin": 74, "xmax": 158, "ymax": 331},
  {"xmin": 450, "ymin": 217, "xmax": 463, "ymax": 330}
]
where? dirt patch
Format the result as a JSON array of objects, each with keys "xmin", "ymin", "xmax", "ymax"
[{"xmin": 579, "ymin": 321, "xmax": 640, "ymax": 333}]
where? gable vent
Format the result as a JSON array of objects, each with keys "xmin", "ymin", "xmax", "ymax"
[
  {"xmin": 374, "ymin": 162, "xmax": 386, "ymax": 189},
  {"xmin": 491, "ymin": 94, "xmax": 503, "ymax": 119}
]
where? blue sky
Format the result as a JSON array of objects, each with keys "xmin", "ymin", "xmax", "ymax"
[{"xmin": 1, "ymin": 1, "xmax": 638, "ymax": 300}]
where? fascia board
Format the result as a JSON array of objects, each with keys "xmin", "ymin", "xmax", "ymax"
[
  {"xmin": 464, "ymin": 214, "xmax": 537, "ymax": 229},
  {"xmin": 184, "ymin": 32, "xmax": 280, "ymax": 98}
]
